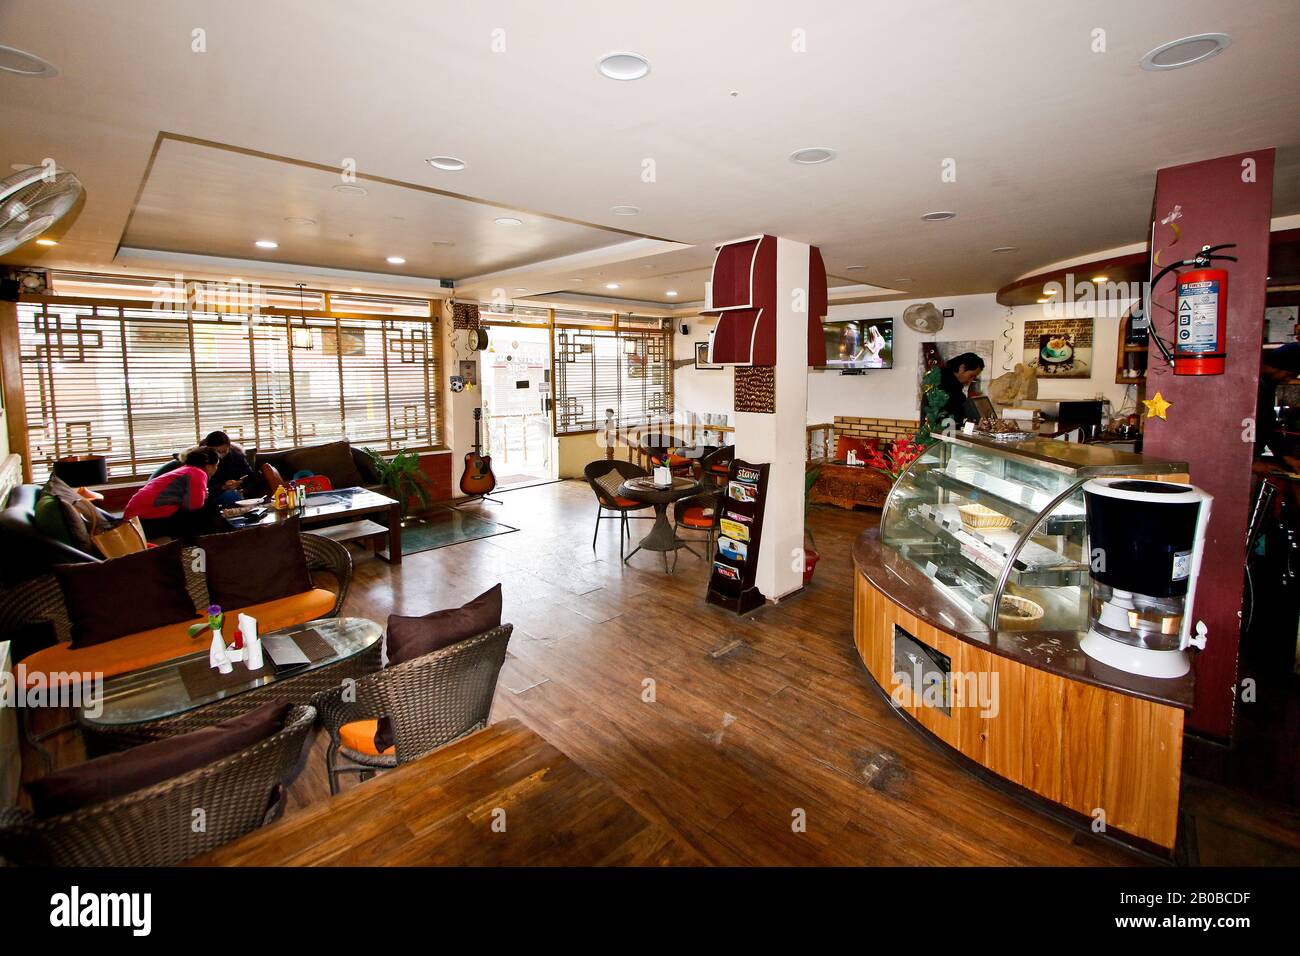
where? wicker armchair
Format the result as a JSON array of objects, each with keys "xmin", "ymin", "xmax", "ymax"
[
  {"xmin": 0, "ymin": 704, "xmax": 315, "ymax": 867},
  {"xmin": 673, "ymin": 489, "xmax": 723, "ymax": 561},
  {"xmin": 583, "ymin": 460, "xmax": 654, "ymax": 560},
  {"xmin": 312, "ymin": 624, "xmax": 513, "ymax": 794},
  {"xmin": 0, "ymin": 532, "xmax": 352, "ymax": 768}
]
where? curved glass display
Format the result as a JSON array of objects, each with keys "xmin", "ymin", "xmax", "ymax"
[{"xmin": 880, "ymin": 434, "xmax": 1176, "ymax": 632}]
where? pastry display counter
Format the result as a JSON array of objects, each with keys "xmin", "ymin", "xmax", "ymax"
[{"xmin": 853, "ymin": 434, "xmax": 1193, "ymax": 852}]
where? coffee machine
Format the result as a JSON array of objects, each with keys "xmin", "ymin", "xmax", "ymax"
[{"xmin": 1080, "ymin": 478, "xmax": 1212, "ymax": 678}]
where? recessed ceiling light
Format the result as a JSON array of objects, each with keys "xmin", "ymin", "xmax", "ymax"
[
  {"xmin": 845, "ymin": 265, "xmax": 866, "ymax": 271},
  {"xmin": 230, "ymin": 277, "xmax": 243, "ymax": 283},
  {"xmin": 34, "ymin": 238, "xmax": 57, "ymax": 246},
  {"xmin": 922, "ymin": 211, "xmax": 957, "ymax": 222},
  {"xmin": 789, "ymin": 147, "xmax": 836, "ymax": 165},
  {"xmin": 1092, "ymin": 275, "xmax": 1109, "ymax": 283},
  {"xmin": 611, "ymin": 205, "xmax": 640, "ymax": 216},
  {"xmin": 0, "ymin": 44, "xmax": 59, "ymax": 77},
  {"xmin": 332, "ymin": 184, "xmax": 368, "ymax": 196},
  {"xmin": 666, "ymin": 290, "xmax": 678, "ymax": 297},
  {"xmin": 729, "ymin": 90, "xmax": 739, "ymax": 97},
  {"xmin": 606, "ymin": 283, "xmax": 620, "ymax": 290},
  {"xmin": 386, "ymin": 256, "xmax": 406, "ymax": 265},
  {"xmin": 991, "ymin": 246, "xmax": 1018, "ymax": 254},
  {"xmin": 893, "ymin": 278, "xmax": 913, "ymax": 284},
  {"xmin": 284, "ymin": 216, "xmax": 316, "ymax": 226},
  {"xmin": 569, "ymin": 278, "xmax": 584, "ymax": 283},
  {"xmin": 350, "ymin": 287, "xmax": 362, "ymax": 292},
  {"xmin": 514, "ymin": 288, "xmax": 529, "ymax": 293},
  {"xmin": 1140, "ymin": 33, "xmax": 1231, "ymax": 71},
  {"xmin": 426, "ymin": 156, "xmax": 467, "ymax": 171},
  {"xmin": 430, "ymin": 239, "xmax": 456, "ymax": 246},
  {"xmin": 1037, "ymin": 297, "xmax": 1050, "ymax": 304},
  {"xmin": 597, "ymin": 51, "xmax": 650, "ymax": 81},
  {"xmin": 495, "ymin": 217, "xmax": 523, "ymax": 226},
  {"xmin": 255, "ymin": 239, "xmax": 278, "ymax": 249}
]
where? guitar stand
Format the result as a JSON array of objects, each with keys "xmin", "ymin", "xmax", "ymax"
[{"xmin": 454, "ymin": 493, "xmax": 502, "ymax": 507}]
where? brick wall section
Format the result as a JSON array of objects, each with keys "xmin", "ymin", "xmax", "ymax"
[{"xmin": 833, "ymin": 416, "xmax": 920, "ymax": 445}]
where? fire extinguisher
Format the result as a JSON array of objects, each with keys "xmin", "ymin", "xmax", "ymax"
[
  {"xmin": 1174, "ymin": 266, "xmax": 1229, "ymax": 375},
  {"xmin": 1136, "ymin": 243, "xmax": 1238, "ymax": 375}
]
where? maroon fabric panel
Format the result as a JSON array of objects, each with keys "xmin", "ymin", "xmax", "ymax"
[
  {"xmin": 808, "ymin": 246, "xmax": 828, "ymax": 367},
  {"xmin": 1143, "ymin": 149, "xmax": 1275, "ymax": 739}
]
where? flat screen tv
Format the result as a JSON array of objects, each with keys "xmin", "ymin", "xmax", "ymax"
[{"xmin": 819, "ymin": 318, "xmax": 893, "ymax": 370}]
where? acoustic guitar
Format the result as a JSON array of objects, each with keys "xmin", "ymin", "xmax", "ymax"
[{"xmin": 459, "ymin": 407, "xmax": 497, "ymax": 496}]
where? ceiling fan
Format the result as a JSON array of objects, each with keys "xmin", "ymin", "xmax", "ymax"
[{"xmin": 0, "ymin": 164, "xmax": 83, "ymax": 255}]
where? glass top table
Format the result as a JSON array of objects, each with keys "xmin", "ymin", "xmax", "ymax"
[{"xmin": 79, "ymin": 617, "xmax": 383, "ymax": 728}]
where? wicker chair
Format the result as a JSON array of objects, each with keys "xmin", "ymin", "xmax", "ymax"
[
  {"xmin": 583, "ymin": 460, "xmax": 654, "ymax": 560},
  {"xmin": 0, "ymin": 704, "xmax": 315, "ymax": 867},
  {"xmin": 0, "ymin": 532, "xmax": 353, "ymax": 768},
  {"xmin": 673, "ymin": 489, "xmax": 723, "ymax": 561},
  {"xmin": 699, "ymin": 444, "xmax": 735, "ymax": 487},
  {"xmin": 312, "ymin": 624, "xmax": 513, "ymax": 794}
]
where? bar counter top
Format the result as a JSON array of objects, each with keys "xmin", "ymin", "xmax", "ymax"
[{"xmin": 853, "ymin": 527, "xmax": 1195, "ymax": 711}]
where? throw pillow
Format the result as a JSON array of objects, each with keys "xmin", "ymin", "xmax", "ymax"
[
  {"xmin": 54, "ymin": 539, "xmax": 198, "ymax": 648},
  {"xmin": 33, "ymin": 491, "xmax": 74, "ymax": 546},
  {"xmin": 260, "ymin": 462, "xmax": 284, "ymax": 495},
  {"xmin": 375, "ymin": 583, "xmax": 503, "ymax": 753},
  {"xmin": 26, "ymin": 698, "xmax": 293, "ymax": 818},
  {"xmin": 36, "ymin": 476, "xmax": 97, "ymax": 552},
  {"xmin": 835, "ymin": 435, "xmax": 878, "ymax": 462},
  {"xmin": 198, "ymin": 518, "xmax": 313, "ymax": 610}
]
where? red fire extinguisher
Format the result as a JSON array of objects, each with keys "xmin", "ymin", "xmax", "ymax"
[{"xmin": 1173, "ymin": 267, "xmax": 1229, "ymax": 375}]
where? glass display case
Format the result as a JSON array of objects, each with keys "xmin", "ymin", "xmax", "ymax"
[{"xmin": 880, "ymin": 433, "xmax": 1186, "ymax": 631}]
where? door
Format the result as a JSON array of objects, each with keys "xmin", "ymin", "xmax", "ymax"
[{"xmin": 480, "ymin": 325, "xmax": 555, "ymax": 489}]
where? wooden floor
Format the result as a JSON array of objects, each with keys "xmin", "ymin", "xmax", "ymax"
[{"xmin": 276, "ymin": 480, "xmax": 1300, "ymax": 866}]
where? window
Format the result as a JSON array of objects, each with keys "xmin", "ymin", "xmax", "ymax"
[
  {"xmin": 550, "ymin": 323, "xmax": 672, "ymax": 435},
  {"xmin": 17, "ymin": 300, "xmax": 441, "ymax": 481}
]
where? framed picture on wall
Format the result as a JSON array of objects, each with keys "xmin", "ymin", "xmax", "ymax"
[{"xmin": 695, "ymin": 342, "xmax": 723, "ymax": 370}]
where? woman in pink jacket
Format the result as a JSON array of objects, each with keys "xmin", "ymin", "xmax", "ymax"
[{"xmin": 123, "ymin": 446, "xmax": 224, "ymax": 542}]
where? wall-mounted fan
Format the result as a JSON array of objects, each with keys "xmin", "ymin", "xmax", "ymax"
[
  {"xmin": 0, "ymin": 165, "xmax": 83, "ymax": 255},
  {"xmin": 902, "ymin": 301, "xmax": 944, "ymax": 334}
]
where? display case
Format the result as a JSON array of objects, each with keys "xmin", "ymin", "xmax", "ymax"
[{"xmin": 880, "ymin": 433, "xmax": 1187, "ymax": 632}]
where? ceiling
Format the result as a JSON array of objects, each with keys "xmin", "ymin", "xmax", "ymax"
[{"xmin": 2, "ymin": 0, "xmax": 1299, "ymax": 308}]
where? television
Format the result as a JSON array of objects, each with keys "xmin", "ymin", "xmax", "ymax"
[{"xmin": 819, "ymin": 318, "xmax": 893, "ymax": 370}]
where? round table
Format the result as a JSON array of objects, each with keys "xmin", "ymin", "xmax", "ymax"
[{"xmin": 617, "ymin": 475, "xmax": 703, "ymax": 573}]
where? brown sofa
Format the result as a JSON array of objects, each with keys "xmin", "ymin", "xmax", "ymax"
[{"xmin": 251, "ymin": 440, "xmax": 385, "ymax": 493}]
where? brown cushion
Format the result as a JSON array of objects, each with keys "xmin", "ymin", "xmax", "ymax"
[
  {"xmin": 260, "ymin": 461, "xmax": 284, "ymax": 494},
  {"xmin": 198, "ymin": 518, "xmax": 313, "ymax": 611},
  {"xmin": 26, "ymin": 699, "xmax": 293, "ymax": 818},
  {"xmin": 282, "ymin": 441, "xmax": 364, "ymax": 489},
  {"xmin": 54, "ymin": 539, "xmax": 196, "ymax": 648},
  {"xmin": 376, "ymin": 583, "xmax": 503, "ymax": 752},
  {"xmin": 594, "ymin": 470, "xmax": 628, "ymax": 502}
]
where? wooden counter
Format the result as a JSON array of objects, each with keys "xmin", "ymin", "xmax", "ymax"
[{"xmin": 853, "ymin": 528, "xmax": 1191, "ymax": 853}]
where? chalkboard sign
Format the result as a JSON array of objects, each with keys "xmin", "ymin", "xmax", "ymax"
[{"xmin": 706, "ymin": 459, "xmax": 769, "ymax": 614}]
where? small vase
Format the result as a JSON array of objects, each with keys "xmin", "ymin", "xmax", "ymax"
[{"xmin": 209, "ymin": 628, "xmax": 232, "ymax": 674}]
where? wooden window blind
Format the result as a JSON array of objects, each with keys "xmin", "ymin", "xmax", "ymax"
[
  {"xmin": 551, "ymin": 325, "xmax": 672, "ymax": 435},
  {"xmin": 17, "ymin": 300, "xmax": 441, "ymax": 481}
]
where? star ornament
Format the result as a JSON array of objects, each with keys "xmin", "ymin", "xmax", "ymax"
[{"xmin": 1143, "ymin": 391, "xmax": 1172, "ymax": 420}]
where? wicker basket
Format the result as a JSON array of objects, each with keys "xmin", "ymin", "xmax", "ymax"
[
  {"xmin": 958, "ymin": 503, "xmax": 1014, "ymax": 531},
  {"xmin": 978, "ymin": 594, "xmax": 1045, "ymax": 630}
]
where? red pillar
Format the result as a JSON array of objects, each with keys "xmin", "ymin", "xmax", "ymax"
[{"xmin": 1142, "ymin": 149, "xmax": 1275, "ymax": 740}]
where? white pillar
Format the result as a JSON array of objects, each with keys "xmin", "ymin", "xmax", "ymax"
[{"xmin": 735, "ymin": 237, "xmax": 810, "ymax": 602}]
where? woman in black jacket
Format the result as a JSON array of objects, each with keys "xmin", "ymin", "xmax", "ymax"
[{"xmin": 937, "ymin": 352, "xmax": 985, "ymax": 430}]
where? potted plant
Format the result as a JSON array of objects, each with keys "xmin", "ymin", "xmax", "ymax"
[{"xmin": 364, "ymin": 447, "xmax": 435, "ymax": 520}]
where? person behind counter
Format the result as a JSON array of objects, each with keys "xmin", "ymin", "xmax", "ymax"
[
  {"xmin": 123, "ymin": 446, "xmax": 230, "ymax": 543},
  {"xmin": 938, "ymin": 352, "xmax": 986, "ymax": 429}
]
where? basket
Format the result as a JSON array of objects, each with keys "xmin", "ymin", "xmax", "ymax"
[
  {"xmin": 978, "ymin": 594, "xmax": 1045, "ymax": 630},
  {"xmin": 958, "ymin": 503, "xmax": 1014, "ymax": 531}
]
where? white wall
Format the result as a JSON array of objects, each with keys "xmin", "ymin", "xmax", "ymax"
[{"xmin": 675, "ymin": 292, "xmax": 1140, "ymax": 425}]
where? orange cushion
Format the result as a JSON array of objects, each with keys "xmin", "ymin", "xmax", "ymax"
[
  {"xmin": 339, "ymin": 718, "xmax": 395, "ymax": 757},
  {"xmin": 613, "ymin": 497, "xmax": 644, "ymax": 508},
  {"xmin": 23, "ymin": 588, "xmax": 338, "ymax": 689},
  {"xmin": 680, "ymin": 507, "xmax": 714, "ymax": 528}
]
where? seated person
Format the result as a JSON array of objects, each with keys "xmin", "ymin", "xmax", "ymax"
[
  {"xmin": 124, "ymin": 446, "xmax": 230, "ymax": 543},
  {"xmin": 202, "ymin": 430, "xmax": 257, "ymax": 505}
]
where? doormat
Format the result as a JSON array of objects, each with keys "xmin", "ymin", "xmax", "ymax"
[{"xmin": 400, "ymin": 508, "xmax": 518, "ymax": 555}]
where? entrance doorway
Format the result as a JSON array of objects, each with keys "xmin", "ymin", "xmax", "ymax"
[{"xmin": 479, "ymin": 325, "xmax": 556, "ymax": 490}]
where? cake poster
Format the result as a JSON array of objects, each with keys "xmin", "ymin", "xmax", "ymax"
[
  {"xmin": 1023, "ymin": 318, "xmax": 1093, "ymax": 378},
  {"xmin": 727, "ymin": 481, "xmax": 757, "ymax": 503}
]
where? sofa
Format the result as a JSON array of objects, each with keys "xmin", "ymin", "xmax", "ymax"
[
  {"xmin": 0, "ymin": 531, "xmax": 351, "ymax": 688},
  {"xmin": 252, "ymin": 440, "xmax": 385, "ymax": 493},
  {"xmin": 0, "ymin": 484, "xmax": 108, "ymax": 586}
]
